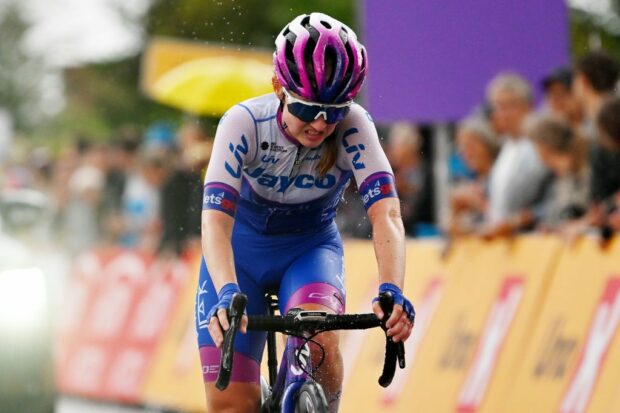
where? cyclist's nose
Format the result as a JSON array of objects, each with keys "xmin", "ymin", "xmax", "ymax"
[{"xmin": 309, "ymin": 116, "xmax": 328, "ymax": 131}]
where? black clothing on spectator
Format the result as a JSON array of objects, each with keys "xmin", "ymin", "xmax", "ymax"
[
  {"xmin": 159, "ymin": 168, "xmax": 203, "ymax": 255},
  {"xmin": 590, "ymin": 144, "xmax": 620, "ymax": 206}
]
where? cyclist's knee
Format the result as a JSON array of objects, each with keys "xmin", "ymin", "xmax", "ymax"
[
  {"xmin": 296, "ymin": 303, "xmax": 342, "ymax": 358},
  {"xmin": 314, "ymin": 329, "xmax": 340, "ymax": 353},
  {"xmin": 205, "ymin": 382, "xmax": 260, "ymax": 413}
]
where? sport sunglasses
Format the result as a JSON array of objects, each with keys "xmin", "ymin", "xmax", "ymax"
[{"xmin": 282, "ymin": 88, "xmax": 352, "ymax": 124}]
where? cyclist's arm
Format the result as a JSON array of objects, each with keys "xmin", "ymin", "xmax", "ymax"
[
  {"xmin": 337, "ymin": 106, "xmax": 411, "ymax": 342},
  {"xmin": 367, "ymin": 197, "xmax": 405, "ymax": 290},
  {"xmin": 202, "ymin": 211, "xmax": 236, "ymax": 291},
  {"xmin": 201, "ymin": 105, "xmax": 256, "ymax": 339}
]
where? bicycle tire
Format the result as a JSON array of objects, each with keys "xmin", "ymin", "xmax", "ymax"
[{"xmin": 294, "ymin": 381, "xmax": 328, "ymax": 413}]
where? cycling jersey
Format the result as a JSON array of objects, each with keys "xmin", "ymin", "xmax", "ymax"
[
  {"xmin": 197, "ymin": 93, "xmax": 398, "ymax": 384},
  {"xmin": 202, "ymin": 94, "xmax": 397, "ymax": 234}
]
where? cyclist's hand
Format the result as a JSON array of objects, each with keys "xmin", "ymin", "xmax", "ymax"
[
  {"xmin": 372, "ymin": 283, "xmax": 415, "ymax": 343},
  {"xmin": 207, "ymin": 283, "xmax": 248, "ymax": 348}
]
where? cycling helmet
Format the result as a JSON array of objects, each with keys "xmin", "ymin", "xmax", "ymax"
[{"xmin": 274, "ymin": 13, "xmax": 368, "ymax": 104}]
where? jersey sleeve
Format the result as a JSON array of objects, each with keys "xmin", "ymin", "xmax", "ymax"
[
  {"xmin": 336, "ymin": 105, "xmax": 398, "ymax": 210},
  {"xmin": 203, "ymin": 105, "xmax": 257, "ymax": 217}
]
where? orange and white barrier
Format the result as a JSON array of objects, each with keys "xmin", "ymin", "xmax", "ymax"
[{"xmin": 55, "ymin": 236, "xmax": 620, "ymax": 413}]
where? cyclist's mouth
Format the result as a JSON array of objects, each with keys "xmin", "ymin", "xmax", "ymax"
[{"xmin": 304, "ymin": 129, "xmax": 326, "ymax": 141}]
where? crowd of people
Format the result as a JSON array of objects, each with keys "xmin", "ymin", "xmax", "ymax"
[
  {"xmin": 1, "ymin": 50, "xmax": 619, "ymax": 254},
  {"xmin": 1, "ymin": 120, "xmax": 211, "ymax": 256},
  {"xmin": 445, "ymin": 51, "xmax": 620, "ymax": 242}
]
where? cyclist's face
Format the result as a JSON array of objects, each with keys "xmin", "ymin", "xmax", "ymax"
[{"xmin": 280, "ymin": 93, "xmax": 339, "ymax": 148}]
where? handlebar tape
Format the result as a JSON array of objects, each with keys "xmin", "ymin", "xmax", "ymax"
[
  {"xmin": 377, "ymin": 292, "xmax": 406, "ymax": 388},
  {"xmin": 215, "ymin": 292, "xmax": 247, "ymax": 391}
]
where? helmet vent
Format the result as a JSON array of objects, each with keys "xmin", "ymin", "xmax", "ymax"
[
  {"xmin": 325, "ymin": 47, "xmax": 337, "ymax": 86},
  {"xmin": 301, "ymin": 15, "xmax": 311, "ymax": 27},
  {"xmin": 320, "ymin": 20, "xmax": 332, "ymax": 29},
  {"xmin": 285, "ymin": 33, "xmax": 301, "ymax": 85},
  {"xmin": 304, "ymin": 33, "xmax": 318, "ymax": 91},
  {"xmin": 344, "ymin": 42, "xmax": 355, "ymax": 80}
]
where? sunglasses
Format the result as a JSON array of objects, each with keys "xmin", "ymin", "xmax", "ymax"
[{"xmin": 282, "ymin": 88, "xmax": 352, "ymax": 124}]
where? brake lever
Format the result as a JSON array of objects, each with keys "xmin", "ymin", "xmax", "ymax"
[
  {"xmin": 215, "ymin": 292, "xmax": 247, "ymax": 391},
  {"xmin": 377, "ymin": 292, "xmax": 407, "ymax": 387}
]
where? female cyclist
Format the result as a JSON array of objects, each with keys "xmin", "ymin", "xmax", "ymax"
[{"xmin": 196, "ymin": 12, "xmax": 415, "ymax": 412}]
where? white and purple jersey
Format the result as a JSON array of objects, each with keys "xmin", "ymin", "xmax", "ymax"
[{"xmin": 203, "ymin": 94, "xmax": 397, "ymax": 234}]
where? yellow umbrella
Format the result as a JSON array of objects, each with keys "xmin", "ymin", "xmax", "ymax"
[{"xmin": 150, "ymin": 56, "xmax": 274, "ymax": 116}]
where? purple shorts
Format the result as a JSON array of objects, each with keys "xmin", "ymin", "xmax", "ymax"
[{"xmin": 196, "ymin": 221, "xmax": 346, "ymax": 383}]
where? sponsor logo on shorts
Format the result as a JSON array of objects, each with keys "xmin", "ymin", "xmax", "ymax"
[
  {"xmin": 203, "ymin": 364, "xmax": 220, "ymax": 375},
  {"xmin": 308, "ymin": 292, "xmax": 344, "ymax": 310}
]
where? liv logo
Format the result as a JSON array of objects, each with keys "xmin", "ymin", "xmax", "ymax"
[
  {"xmin": 225, "ymin": 135, "xmax": 249, "ymax": 178},
  {"xmin": 342, "ymin": 127, "xmax": 366, "ymax": 170},
  {"xmin": 291, "ymin": 344, "xmax": 310, "ymax": 376},
  {"xmin": 261, "ymin": 154, "xmax": 279, "ymax": 164},
  {"xmin": 559, "ymin": 277, "xmax": 620, "ymax": 413},
  {"xmin": 457, "ymin": 277, "xmax": 524, "ymax": 413}
]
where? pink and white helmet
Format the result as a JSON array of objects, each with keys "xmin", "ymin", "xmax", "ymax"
[{"xmin": 274, "ymin": 13, "xmax": 368, "ymax": 104}]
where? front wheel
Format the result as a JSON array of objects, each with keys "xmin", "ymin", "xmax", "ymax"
[{"xmin": 295, "ymin": 381, "xmax": 328, "ymax": 413}]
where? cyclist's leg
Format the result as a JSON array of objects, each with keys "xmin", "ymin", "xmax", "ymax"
[
  {"xmin": 196, "ymin": 258, "xmax": 267, "ymax": 412},
  {"xmin": 279, "ymin": 243, "xmax": 346, "ymax": 413}
]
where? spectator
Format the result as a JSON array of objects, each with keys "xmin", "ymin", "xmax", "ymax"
[
  {"xmin": 539, "ymin": 66, "xmax": 583, "ymax": 128},
  {"xmin": 121, "ymin": 149, "xmax": 167, "ymax": 252},
  {"xmin": 335, "ymin": 184, "xmax": 372, "ymax": 239},
  {"xmin": 158, "ymin": 120, "xmax": 211, "ymax": 255},
  {"xmin": 484, "ymin": 73, "xmax": 551, "ymax": 237},
  {"xmin": 527, "ymin": 116, "xmax": 590, "ymax": 230},
  {"xmin": 385, "ymin": 122, "xmax": 433, "ymax": 236},
  {"xmin": 595, "ymin": 96, "xmax": 620, "ymax": 232},
  {"xmin": 447, "ymin": 117, "xmax": 499, "ymax": 236},
  {"xmin": 143, "ymin": 121, "xmax": 177, "ymax": 153},
  {"xmin": 573, "ymin": 51, "xmax": 620, "ymax": 139},
  {"xmin": 597, "ymin": 96, "xmax": 620, "ymax": 152},
  {"xmin": 62, "ymin": 140, "xmax": 106, "ymax": 254},
  {"xmin": 573, "ymin": 52, "xmax": 620, "ymax": 238},
  {"xmin": 100, "ymin": 136, "xmax": 140, "ymax": 243}
]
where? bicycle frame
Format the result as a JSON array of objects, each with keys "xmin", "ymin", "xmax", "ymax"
[
  {"xmin": 263, "ymin": 295, "xmax": 320, "ymax": 412},
  {"xmin": 268, "ymin": 335, "xmax": 314, "ymax": 411}
]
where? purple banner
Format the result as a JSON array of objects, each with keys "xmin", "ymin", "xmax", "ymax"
[{"xmin": 361, "ymin": 0, "xmax": 569, "ymax": 123}]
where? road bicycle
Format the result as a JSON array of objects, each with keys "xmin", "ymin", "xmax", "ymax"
[{"xmin": 216, "ymin": 292, "xmax": 406, "ymax": 412}]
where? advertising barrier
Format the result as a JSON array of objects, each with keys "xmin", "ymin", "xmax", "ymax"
[
  {"xmin": 55, "ymin": 235, "xmax": 620, "ymax": 412},
  {"xmin": 141, "ymin": 253, "xmax": 206, "ymax": 412},
  {"xmin": 502, "ymin": 237, "xmax": 620, "ymax": 413},
  {"xmin": 56, "ymin": 248, "xmax": 189, "ymax": 404},
  {"xmin": 340, "ymin": 238, "xmax": 469, "ymax": 412},
  {"xmin": 404, "ymin": 236, "xmax": 561, "ymax": 413}
]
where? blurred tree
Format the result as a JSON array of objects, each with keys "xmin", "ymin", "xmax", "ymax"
[
  {"xmin": 36, "ymin": 0, "xmax": 355, "ymax": 142},
  {"xmin": 570, "ymin": 3, "xmax": 620, "ymax": 58},
  {"xmin": 146, "ymin": 0, "xmax": 356, "ymax": 48},
  {"xmin": 0, "ymin": 5, "xmax": 46, "ymax": 132},
  {"xmin": 30, "ymin": 1, "xmax": 620, "ymax": 143}
]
